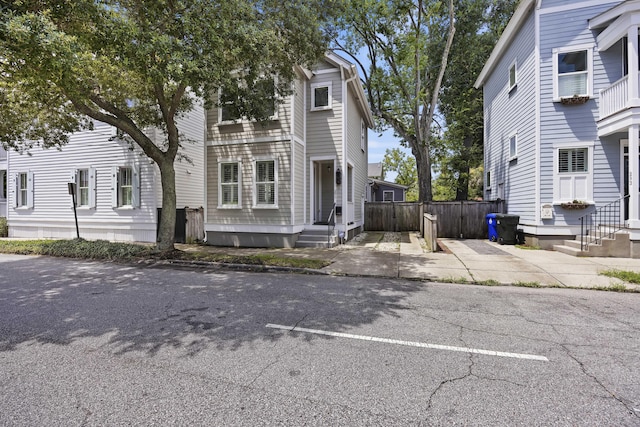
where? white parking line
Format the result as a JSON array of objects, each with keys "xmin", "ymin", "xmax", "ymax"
[{"xmin": 266, "ymin": 323, "xmax": 549, "ymax": 362}]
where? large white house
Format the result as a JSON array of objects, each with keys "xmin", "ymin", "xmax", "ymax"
[{"xmin": 475, "ymin": 0, "xmax": 640, "ymax": 257}]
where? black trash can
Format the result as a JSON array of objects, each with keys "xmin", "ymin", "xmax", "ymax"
[{"xmin": 495, "ymin": 214, "xmax": 520, "ymax": 245}]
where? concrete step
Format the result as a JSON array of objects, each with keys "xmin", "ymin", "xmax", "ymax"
[
  {"xmin": 295, "ymin": 229, "xmax": 336, "ymax": 248},
  {"xmin": 553, "ymin": 244, "xmax": 587, "ymax": 257},
  {"xmin": 295, "ymin": 240, "xmax": 333, "ymax": 248}
]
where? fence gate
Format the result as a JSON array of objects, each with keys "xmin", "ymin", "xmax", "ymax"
[{"xmin": 364, "ymin": 202, "xmax": 423, "ymax": 231}]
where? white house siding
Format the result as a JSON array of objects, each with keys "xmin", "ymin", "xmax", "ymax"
[
  {"xmin": 345, "ymin": 86, "xmax": 367, "ymax": 228},
  {"xmin": 538, "ymin": 2, "xmax": 619, "ymax": 226},
  {"xmin": 8, "ymin": 123, "xmax": 158, "ymax": 242},
  {"xmin": 293, "ymin": 140, "xmax": 305, "ymax": 225},
  {"xmin": 206, "ymin": 140, "xmax": 292, "ymax": 225},
  {"xmin": 293, "ymin": 78, "xmax": 305, "ymax": 141},
  {"xmin": 483, "ymin": 10, "xmax": 537, "ymax": 224},
  {"xmin": 306, "ymin": 65, "xmax": 343, "ymax": 221}
]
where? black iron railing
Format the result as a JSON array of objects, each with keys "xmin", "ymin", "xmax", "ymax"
[{"xmin": 579, "ymin": 196, "xmax": 629, "ymax": 251}]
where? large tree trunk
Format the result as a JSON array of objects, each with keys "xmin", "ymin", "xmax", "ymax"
[
  {"xmin": 157, "ymin": 160, "xmax": 177, "ymax": 252},
  {"xmin": 414, "ymin": 145, "xmax": 433, "ymax": 202}
]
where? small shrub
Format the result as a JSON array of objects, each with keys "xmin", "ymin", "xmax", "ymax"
[{"xmin": 0, "ymin": 217, "xmax": 7, "ymax": 237}]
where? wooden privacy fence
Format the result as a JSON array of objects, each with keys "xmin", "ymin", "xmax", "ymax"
[
  {"xmin": 364, "ymin": 202, "xmax": 424, "ymax": 232},
  {"xmin": 424, "ymin": 200, "xmax": 505, "ymax": 239}
]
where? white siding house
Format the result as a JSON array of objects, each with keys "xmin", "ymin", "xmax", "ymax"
[
  {"xmin": 476, "ymin": 0, "xmax": 640, "ymax": 257},
  {"xmin": 205, "ymin": 53, "xmax": 374, "ymax": 248},
  {"xmin": 4, "ymin": 106, "xmax": 205, "ymax": 242}
]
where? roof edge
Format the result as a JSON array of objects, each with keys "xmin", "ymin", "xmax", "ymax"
[{"xmin": 474, "ymin": 0, "xmax": 536, "ymax": 89}]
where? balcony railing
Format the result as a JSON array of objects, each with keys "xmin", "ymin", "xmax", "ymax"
[{"xmin": 600, "ymin": 75, "xmax": 629, "ymax": 120}]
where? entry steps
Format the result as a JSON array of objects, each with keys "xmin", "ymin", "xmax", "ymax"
[
  {"xmin": 295, "ymin": 229, "xmax": 337, "ymax": 249},
  {"xmin": 553, "ymin": 230, "xmax": 630, "ymax": 257}
]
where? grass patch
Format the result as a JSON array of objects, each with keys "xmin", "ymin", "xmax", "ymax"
[
  {"xmin": 439, "ymin": 276, "xmax": 470, "ymax": 284},
  {"xmin": 0, "ymin": 239, "xmax": 330, "ymax": 269},
  {"xmin": 600, "ymin": 269, "xmax": 640, "ymax": 284},
  {"xmin": 477, "ymin": 279, "xmax": 501, "ymax": 286},
  {"xmin": 513, "ymin": 281, "xmax": 543, "ymax": 288}
]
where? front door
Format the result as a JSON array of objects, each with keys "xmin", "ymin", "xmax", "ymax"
[
  {"xmin": 622, "ymin": 142, "xmax": 640, "ymax": 221},
  {"xmin": 313, "ymin": 161, "xmax": 335, "ymax": 224}
]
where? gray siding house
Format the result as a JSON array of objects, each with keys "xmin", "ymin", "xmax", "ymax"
[
  {"xmin": 205, "ymin": 53, "xmax": 374, "ymax": 248},
  {"xmin": 476, "ymin": 0, "xmax": 640, "ymax": 257}
]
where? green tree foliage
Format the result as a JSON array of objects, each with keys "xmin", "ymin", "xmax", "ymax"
[
  {"xmin": 434, "ymin": 0, "xmax": 518, "ymax": 201},
  {"xmin": 0, "ymin": 0, "xmax": 332, "ymax": 250},
  {"xmin": 336, "ymin": 0, "xmax": 456, "ymax": 202},
  {"xmin": 382, "ymin": 148, "xmax": 418, "ymax": 201}
]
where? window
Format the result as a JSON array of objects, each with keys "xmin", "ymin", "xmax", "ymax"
[
  {"xmin": 361, "ymin": 120, "xmax": 366, "ymax": 151},
  {"xmin": 383, "ymin": 190, "xmax": 394, "ymax": 202},
  {"xmin": 486, "ymin": 170, "xmax": 491, "ymax": 188},
  {"xmin": 311, "ymin": 82, "xmax": 332, "ymax": 111},
  {"xmin": 255, "ymin": 160, "xmax": 277, "ymax": 207},
  {"xmin": 347, "ymin": 164, "xmax": 353, "ymax": 203},
  {"xmin": 559, "ymin": 148, "xmax": 587, "ymax": 173},
  {"xmin": 0, "ymin": 170, "xmax": 6, "ymax": 200},
  {"xmin": 72, "ymin": 168, "xmax": 96, "ymax": 208},
  {"xmin": 509, "ymin": 134, "xmax": 517, "ymax": 159},
  {"xmin": 554, "ymin": 145, "xmax": 593, "ymax": 202},
  {"xmin": 15, "ymin": 171, "xmax": 33, "ymax": 208},
  {"xmin": 112, "ymin": 166, "xmax": 139, "ymax": 208},
  {"xmin": 219, "ymin": 162, "xmax": 241, "ymax": 208},
  {"xmin": 219, "ymin": 77, "xmax": 277, "ymax": 123},
  {"xmin": 554, "ymin": 47, "xmax": 592, "ymax": 99},
  {"xmin": 509, "ymin": 61, "xmax": 517, "ymax": 91},
  {"xmin": 0, "ymin": 146, "xmax": 6, "ymax": 161}
]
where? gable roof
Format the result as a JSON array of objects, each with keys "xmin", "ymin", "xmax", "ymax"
[
  {"xmin": 369, "ymin": 178, "xmax": 408, "ymax": 190},
  {"xmin": 474, "ymin": 0, "xmax": 536, "ymax": 89}
]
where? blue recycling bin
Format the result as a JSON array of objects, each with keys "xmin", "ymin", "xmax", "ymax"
[{"xmin": 486, "ymin": 213, "xmax": 499, "ymax": 242}]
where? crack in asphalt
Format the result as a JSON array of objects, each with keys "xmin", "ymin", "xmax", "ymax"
[{"xmin": 560, "ymin": 343, "xmax": 639, "ymax": 419}]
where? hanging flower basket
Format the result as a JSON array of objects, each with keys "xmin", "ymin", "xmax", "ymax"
[
  {"xmin": 560, "ymin": 201, "xmax": 589, "ymax": 210},
  {"xmin": 560, "ymin": 95, "xmax": 589, "ymax": 105}
]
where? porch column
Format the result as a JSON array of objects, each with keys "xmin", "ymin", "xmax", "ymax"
[
  {"xmin": 630, "ymin": 124, "xmax": 640, "ymax": 227},
  {"xmin": 629, "ymin": 26, "xmax": 639, "ymax": 103}
]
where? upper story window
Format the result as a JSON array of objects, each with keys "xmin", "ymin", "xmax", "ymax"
[
  {"xmin": 0, "ymin": 170, "xmax": 6, "ymax": 200},
  {"xmin": 553, "ymin": 46, "xmax": 593, "ymax": 100},
  {"xmin": 361, "ymin": 119, "xmax": 366, "ymax": 151},
  {"xmin": 509, "ymin": 61, "xmax": 517, "ymax": 91},
  {"xmin": 311, "ymin": 82, "xmax": 332, "ymax": 111},
  {"xmin": 0, "ymin": 146, "xmax": 6, "ymax": 161},
  {"xmin": 218, "ymin": 77, "xmax": 277, "ymax": 124}
]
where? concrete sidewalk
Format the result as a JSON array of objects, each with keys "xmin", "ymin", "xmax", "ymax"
[{"xmin": 319, "ymin": 231, "xmax": 640, "ymax": 291}]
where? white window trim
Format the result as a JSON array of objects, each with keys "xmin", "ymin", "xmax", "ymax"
[
  {"xmin": 218, "ymin": 159, "xmax": 242, "ymax": 209},
  {"xmin": 111, "ymin": 165, "xmax": 140, "ymax": 209},
  {"xmin": 347, "ymin": 162, "xmax": 354, "ymax": 203},
  {"xmin": 552, "ymin": 142, "xmax": 594, "ymax": 203},
  {"xmin": 360, "ymin": 119, "xmax": 366, "ymax": 152},
  {"xmin": 509, "ymin": 60, "xmax": 517, "ymax": 92},
  {"xmin": 252, "ymin": 158, "xmax": 278, "ymax": 209},
  {"xmin": 508, "ymin": 132, "xmax": 518, "ymax": 161},
  {"xmin": 217, "ymin": 77, "xmax": 280, "ymax": 125},
  {"xmin": 311, "ymin": 81, "xmax": 332, "ymax": 111},
  {"xmin": 15, "ymin": 171, "xmax": 34, "ymax": 209},
  {"xmin": 383, "ymin": 190, "xmax": 394, "ymax": 202},
  {"xmin": 552, "ymin": 45, "xmax": 594, "ymax": 102},
  {"xmin": 71, "ymin": 168, "xmax": 96, "ymax": 209},
  {"xmin": 0, "ymin": 170, "xmax": 7, "ymax": 201}
]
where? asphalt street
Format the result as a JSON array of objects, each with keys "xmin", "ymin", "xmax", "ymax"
[{"xmin": 0, "ymin": 254, "xmax": 639, "ymax": 426}]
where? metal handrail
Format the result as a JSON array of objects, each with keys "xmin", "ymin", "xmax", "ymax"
[
  {"xmin": 579, "ymin": 195, "xmax": 629, "ymax": 251},
  {"xmin": 327, "ymin": 203, "xmax": 336, "ymax": 247}
]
